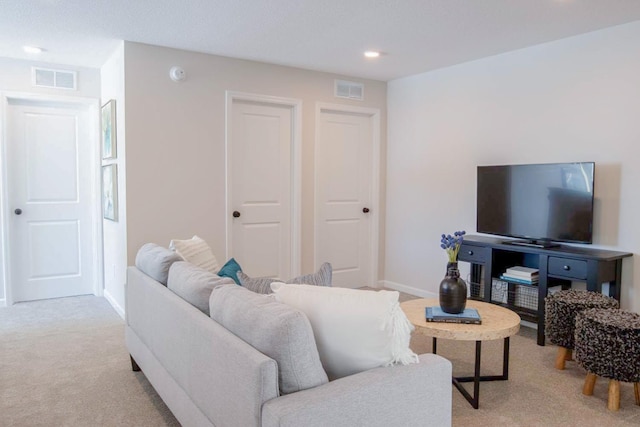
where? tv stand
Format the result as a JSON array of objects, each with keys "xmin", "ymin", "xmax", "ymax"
[
  {"xmin": 504, "ymin": 240, "xmax": 560, "ymax": 249},
  {"xmin": 458, "ymin": 235, "xmax": 632, "ymax": 346}
]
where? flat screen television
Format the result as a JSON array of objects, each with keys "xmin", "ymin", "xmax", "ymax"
[{"xmin": 477, "ymin": 162, "xmax": 595, "ymax": 247}]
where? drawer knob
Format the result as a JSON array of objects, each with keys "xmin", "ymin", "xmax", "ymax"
[
  {"xmin": 563, "ymin": 265, "xmax": 571, "ymax": 271},
  {"xmin": 468, "ymin": 250, "xmax": 474, "ymax": 255}
]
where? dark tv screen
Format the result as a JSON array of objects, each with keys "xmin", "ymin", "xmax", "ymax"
[{"xmin": 477, "ymin": 162, "xmax": 595, "ymax": 244}]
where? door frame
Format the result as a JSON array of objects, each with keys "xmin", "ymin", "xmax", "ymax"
[
  {"xmin": 0, "ymin": 91, "xmax": 103, "ymax": 306},
  {"xmin": 224, "ymin": 91, "xmax": 302, "ymax": 277},
  {"xmin": 314, "ymin": 102, "xmax": 381, "ymax": 286}
]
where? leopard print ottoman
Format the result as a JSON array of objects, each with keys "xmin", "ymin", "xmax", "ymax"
[
  {"xmin": 544, "ymin": 289, "xmax": 618, "ymax": 370},
  {"xmin": 575, "ymin": 308, "xmax": 640, "ymax": 411}
]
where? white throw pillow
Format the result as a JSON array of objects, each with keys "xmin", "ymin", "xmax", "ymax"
[
  {"xmin": 169, "ymin": 235, "xmax": 219, "ymax": 274},
  {"xmin": 270, "ymin": 283, "xmax": 418, "ymax": 380}
]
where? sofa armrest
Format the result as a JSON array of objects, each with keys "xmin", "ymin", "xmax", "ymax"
[{"xmin": 261, "ymin": 353, "xmax": 452, "ymax": 427}]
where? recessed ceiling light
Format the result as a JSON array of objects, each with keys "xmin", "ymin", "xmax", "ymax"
[
  {"xmin": 364, "ymin": 51, "xmax": 380, "ymax": 58},
  {"xmin": 23, "ymin": 45, "xmax": 44, "ymax": 54}
]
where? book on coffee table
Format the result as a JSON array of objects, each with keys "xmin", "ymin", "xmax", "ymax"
[{"xmin": 425, "ymin": 306, "xmax": 482, "ymax": 325}]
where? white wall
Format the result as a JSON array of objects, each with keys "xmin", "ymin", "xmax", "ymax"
[
  {"xmin": 100, "ymin": 43, "xmax": 127, "ymax": 316},
  {"xmin": 0, "ymin": 57, "xmax": 100, "ymax": 306},
  {"xmin": 386, "ymin": 21, "xmax": 640, "ymax": 311},
  {"xmin": 113, "ymin": 42, "xmax": 387, "ymax": 309}
]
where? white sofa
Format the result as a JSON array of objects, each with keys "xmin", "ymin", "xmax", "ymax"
[{"xmin": 125, "ymin": 244, "xmax": 452, "ymax": 426}]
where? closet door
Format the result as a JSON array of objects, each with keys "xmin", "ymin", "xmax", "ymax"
[{"xmin": 227, "ymin": 95, "xmax": 300, "ymax": 279}]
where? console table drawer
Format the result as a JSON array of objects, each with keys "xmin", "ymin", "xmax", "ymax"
[
  {"xmin": 548, "ymin": 257, "xmax": 587, "ymax": 280},
  {"xmin": 458, "ymin": 244, "xmax": 488, "ymax": 263}
]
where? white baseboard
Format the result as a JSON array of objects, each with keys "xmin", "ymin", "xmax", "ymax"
[
  {"xmin": 104, "ymin": 289, "xmax": 125, "ymax": 319},
  {"xmin": 379, "ymin": 280, "xmax": 438, "ymax": 298},
  {"xmin": 521, "ymin": 320, "xmax": 537, "ymax": 330}
]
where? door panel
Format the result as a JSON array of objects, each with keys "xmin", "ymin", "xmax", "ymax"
[
  {"xmin": 316, "ymin": 110, "xmax": 374, "ymax": 288},
  {"xmin": 26, "ymin": 113, "xmax": 79, "ymax": 202},
  {"xmin": 7, "ymin": 100, "xmax": 94, "ymax": 302},
  {"xmin": 230, "ymin": 100, "xmax": 293, "ymax": 279},
  {"xmin": 28, "ymin": 220, "xmax": 80, "ymax": 278}
]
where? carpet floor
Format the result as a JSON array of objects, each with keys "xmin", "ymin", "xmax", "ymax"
[{"xmin": 1, "ymin": 294, "xmax": 639, "ymax": 426}]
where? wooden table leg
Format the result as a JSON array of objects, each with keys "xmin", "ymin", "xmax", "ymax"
[{"xmin": 634, "ymin": 383, "xmax": 639, "ymax": 406}]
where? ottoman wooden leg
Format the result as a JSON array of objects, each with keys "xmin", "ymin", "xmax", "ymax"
[
  {"xmin": 565, "ymin": 349, "xmax": 573, "ymax": 361},
  {"xmin": 555, "ymin": 347, "xmax": 570, "ymax": 370},
  {"xmin": 607, "ymin": 380, "xmax": 620, "ymax": 411},
  {"xmin": 583, "ymin": 372, "xmax": 597, "ymax": 396},
  {"xmin": 635, "ymin": 383, "xmax": 639, "ymax": 406}
]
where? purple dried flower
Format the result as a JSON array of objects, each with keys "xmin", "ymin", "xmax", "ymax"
[{"xmin": 439, "ymin": 230, "xmax": 466, "ymax": 262}]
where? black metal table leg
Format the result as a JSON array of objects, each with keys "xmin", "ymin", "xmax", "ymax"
[
  {"xmin": 450, "ymin": 337, "xmax": 511, "ymax": 409},
  {"xmin": 503, "ymin": 336, "xmax": 510, "ymax": 379},
  {"xmin": 433, "ymin": 337, "xmax": 437, "ymax": 354}
]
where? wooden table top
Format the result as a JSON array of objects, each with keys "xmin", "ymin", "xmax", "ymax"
[{"xmin": 400, "ymin": 298, "xmax": 521, "ymax": 341}]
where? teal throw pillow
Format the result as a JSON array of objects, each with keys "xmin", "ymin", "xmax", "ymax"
[{"xmin": 218, "ymin": 258, "xmax": 242, "ymax": 284}]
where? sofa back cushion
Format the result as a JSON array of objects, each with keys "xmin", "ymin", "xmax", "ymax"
[
  {"xmin": 167, "ymin": 262, "xmax": 236, "ymax": 315},
  {"xmin": 209, "ymin": 285, "xmax": 329, "ymax": 394},
  {"xmin": 135, "ymin": 243, "xmax": 182, "ymax": 285}
]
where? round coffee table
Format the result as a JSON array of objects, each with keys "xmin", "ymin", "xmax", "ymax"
[{"xmin": 401, "ymin": 298, "xmax": 521, "ymax": 409}]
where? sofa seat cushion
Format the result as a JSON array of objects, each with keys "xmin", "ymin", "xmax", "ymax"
[
  {"xmin": 271, "ymin": 284, "xmax": 419, "ymax": 380},
  {"xmin": 135, "ymin": 243, "xmax": 182, "ymax": 285},
  {"xmin": 209, "ymin": 285, "xmax": 329, "ymax": 394},
  {"xmin": 168, "ymin": 262, "xmax": 235, "ymax": 315}
]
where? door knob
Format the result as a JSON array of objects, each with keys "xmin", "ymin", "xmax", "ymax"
[
  {"xmin": 232, "ymin": 211, "xmax": 241, "ymax": 218},
  {"xmin": 362, "ymin": 207, "xmax": 370, "ymax": 213},
  {"xmin": 14, "ymin": 208, "xmax": 22, "ymax": 215}
]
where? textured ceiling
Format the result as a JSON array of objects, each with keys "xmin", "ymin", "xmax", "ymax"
[{"xmin": 2, "ymin": 0, "xmax": 640, "ymax": 81}]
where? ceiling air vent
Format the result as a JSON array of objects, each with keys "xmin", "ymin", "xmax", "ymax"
[
  {"xmin": 32, "ymin": 67, "xmax": 77, "ymax": 90},
  {"xmin": 335, "ymin": 80, "xmax": 364, "ymax": 101}
]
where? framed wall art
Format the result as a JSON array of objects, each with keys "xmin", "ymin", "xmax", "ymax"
[
  {"xmin": 101, "ymin": 99, "xmax": 117, "ymax": 159},
  {"xmin": 102, "ymin": 164, "xmax": 118, "ymax": 221}
]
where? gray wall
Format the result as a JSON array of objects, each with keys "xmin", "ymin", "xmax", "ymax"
[
  {"xmin": 386, "ymin": 21, "xmax": 639, "ymax": 311},
  {"xmin": 110, "ymin": 42, "xmax": 388, "ymax": 309}
]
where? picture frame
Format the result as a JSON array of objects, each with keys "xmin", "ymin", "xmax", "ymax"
[
  {"xmin": 101, "ymin": 99, "xmax": 116, "ymax": 159},
  {"xmin": 102, "ymin": 164, "xmax": 118, "ymax": 221}
]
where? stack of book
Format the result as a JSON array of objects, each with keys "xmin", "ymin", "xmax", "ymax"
[
  {"xmin": 425, "ymin": 306, "xmax": 482, "ymax": 325},
  {"xmin": 500, "ymin": 266, "xmax": 539, "ymax": 285}
]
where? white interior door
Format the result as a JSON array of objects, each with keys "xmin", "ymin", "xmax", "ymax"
[
  {"xmin": 315, "ymin": 108, "xmax": 378, "ymax": 288},
  {"xmin": 228, "ymin": 98, "xmax": 295, "ymax": 279},
  {"xmin": 315, "ymin": 107, "xmax": 378, "ymax": 288},
  {"xmin": 6, "ymin": 99, "xmax": 96, "ymax": 302}
]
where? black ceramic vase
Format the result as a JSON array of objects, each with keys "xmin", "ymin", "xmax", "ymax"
[{"xmin": 439, "ymin": 262, "xmax": 467, "ymax": 314}]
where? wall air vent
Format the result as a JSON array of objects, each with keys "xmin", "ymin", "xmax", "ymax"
[
  {"xmin": 32, "ymin": 67, "xmax": 77, "ymax": 90},
  {"xmin": 334, "ymin": 80, "xmax": 364, "ymax": 101}
]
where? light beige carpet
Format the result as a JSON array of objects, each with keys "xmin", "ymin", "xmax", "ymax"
[
  {"xmin": 0, "ymin": 296, "xmax": 178, "ymax": 426},
  {"xmin": 1, "ymin": 294, "xmax": 639, "ymax": 426}
]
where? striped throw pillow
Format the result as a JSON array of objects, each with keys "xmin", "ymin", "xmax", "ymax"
[
  {"xmin": 169, "ymin": 235, "xmax": 219, "ymax": 274},
  {"xmin": 238, "ymin": 263, "xmax": 332, "ymax": 294}
]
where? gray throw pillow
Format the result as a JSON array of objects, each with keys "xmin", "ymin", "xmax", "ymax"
[
  {"xmin": 288, "ymin": 262, "xmax": 332, "ymax": 286},
  {"xmin": 167, "ymin": 261, "xmax": 235, "ymax": 315},
  {"xmin": 209, "ymin": 285, "xmax": 329, "ymax": 394},
  {"xmin": 237, "ymin": 272, "xmax": 277, "ymax": 294},
  {"xmin": 238, "ymin": 262, "xmax": 332, "ymax": 294},
  {"xmin": 135, "ymin": 243, "xmax": 182, "ymax": 285}
]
